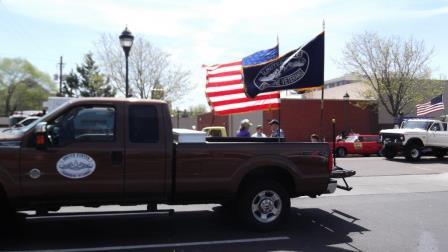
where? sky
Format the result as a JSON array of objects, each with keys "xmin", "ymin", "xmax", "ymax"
[{"xmin": 0, "ymin": 0, "xmax": 447, "ymax": 109}]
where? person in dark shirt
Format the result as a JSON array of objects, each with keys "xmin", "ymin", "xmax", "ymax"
[
  {"xmin": 268, "ymin": 119, "xmax": 284, "ymax": 138},
  {"xmin": 237, "ymin": 119, "xmax": 252, "ymax": 137}
]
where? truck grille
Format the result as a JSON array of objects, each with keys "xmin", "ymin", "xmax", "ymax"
[{"xmin": 381, "ymin": 133, "xmax": 403, "ymax": 144}]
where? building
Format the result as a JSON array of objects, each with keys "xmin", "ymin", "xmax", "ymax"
[
  {"xmin": 198, "ymin": 75, "xmax": 378, "ymax": 141},
  {"xmin": 198, "ymin": 75, "xmax": 447, "ymax": 140}
]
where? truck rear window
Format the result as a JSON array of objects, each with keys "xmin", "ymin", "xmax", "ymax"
[{"xmin": 129, "ymin": 105, "xmax": 159, "ymax": 143}]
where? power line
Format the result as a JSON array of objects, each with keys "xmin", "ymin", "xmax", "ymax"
[{"xmin": 57, "ymin": 56, "xmax": 65, "ymax": 95}]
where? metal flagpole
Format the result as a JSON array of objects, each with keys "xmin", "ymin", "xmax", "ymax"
[
  {"xmin": 277, "ymin": 35, "xmax": 282, "ymax": 142},
  {"xmin": 319, "ymin": 20, "xmax": 326, "ymax": 139}
]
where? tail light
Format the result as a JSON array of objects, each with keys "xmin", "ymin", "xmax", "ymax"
[{"xmin": 328, "ymin": 151, "xmax": 334, "ymax": 172}]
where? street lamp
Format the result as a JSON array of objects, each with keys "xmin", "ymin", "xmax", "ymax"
[
  {"xmin": 119, "ymin": 26, "xmax": 134, "ymax": 97},
  {"xmin": 343, "ymin": 92, "xmax": 350, "ymax": 134}
]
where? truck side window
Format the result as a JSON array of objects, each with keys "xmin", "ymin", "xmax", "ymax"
[
  {"xmin": 48, "ymin": 106, "xmax": 115, "ymax": 147},
  {"xmin": 129, "ymin": 105, "xmax": 159, "ymax": 143},
  {"xmin": 430, "ymin": 123, "xmax": 441, "ymax": 131}
]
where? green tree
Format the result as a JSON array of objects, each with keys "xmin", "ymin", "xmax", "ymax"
[
  {"xmin": 60, "ymin": 70, "xmax": 80, "ymax": 97},
  {"xmin": 341, "ymin": 32, "xmax": 444, "ymax": 117},
  {"xmin": 76, "ymin": 53, "xmax": 116, "ymax": 97},
  {"xmin": 188, "ymin": 104, "xmax": 207, "ymax": 117},
  {"xmin": 0, "ymin": 58, "xmax": 54, "ymax": 115}
]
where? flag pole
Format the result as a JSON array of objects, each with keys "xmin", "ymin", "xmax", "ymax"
[
  {"xmin": 319, "ymin": 20, "xmax": 325, "ymax": 140},
  {"xmin": 277, "ymin": 34, "xmax": 282, "ymax": 142}
]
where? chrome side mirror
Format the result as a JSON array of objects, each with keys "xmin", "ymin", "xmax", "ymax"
[{"xmin": 35, "ymin": 122, "xmax": 47, "ymax": 133}]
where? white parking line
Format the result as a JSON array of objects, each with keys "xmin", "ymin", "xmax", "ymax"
[{"xmin": 9, "ymin": 236, "xmax": 290, "ymax": 252}]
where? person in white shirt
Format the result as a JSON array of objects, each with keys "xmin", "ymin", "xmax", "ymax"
[{"xmin": 252, "ymin": 125, "xmax": 267, "ymax": 138}]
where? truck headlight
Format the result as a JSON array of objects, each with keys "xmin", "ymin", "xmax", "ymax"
[{"xmin": 400, "ymin": 135, "xmax": 405, "ymax": 141}]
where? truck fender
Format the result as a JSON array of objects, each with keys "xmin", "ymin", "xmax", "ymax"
[
  {"xmin": 405, "ymin": 138, "xmax": 424, "ymax": 147},
  {"xmin": 0, "ymin": 170, "xmax": 20, "ymax": 202},
  {"xmin": 230, "ymin": 155, "xmax": 301, "ymax": 195}
]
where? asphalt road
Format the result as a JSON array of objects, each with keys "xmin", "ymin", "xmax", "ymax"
[{"xmin": 1, "ymin": 156, "xmax": 448, "ymax": 252}]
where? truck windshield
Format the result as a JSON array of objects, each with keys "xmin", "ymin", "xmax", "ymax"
[{"xmin": 401, "ymin": 120, "xmax": 432, "ymax": 130}]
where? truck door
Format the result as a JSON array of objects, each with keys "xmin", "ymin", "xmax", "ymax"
[
  {"xmin": 20, "ymin": 104, "xmax": 124, "ymax": 202},
  {"xmin": 124, "ymin": 104, "xmax": 167, "ymax": 200},
  {"xmin": 426, "ymin": 122, "xmax": 443, "ymax": 146},
  {"xmin": 429, "ymin": 122, "xmax": 448, "ymax": 147}
]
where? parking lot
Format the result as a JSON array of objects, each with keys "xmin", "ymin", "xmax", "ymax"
[{"xmin": 2, "ymin": 156, "xmax": 448, "ymax": 252}]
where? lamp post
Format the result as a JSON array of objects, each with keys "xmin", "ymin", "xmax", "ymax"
[
  {"xmin": 343, "ymin": 92, "xmax": 350, "ymax": 133},
  {"xmin": 119, "ymin": 26, "xmax": 134, "ymax": 97}
]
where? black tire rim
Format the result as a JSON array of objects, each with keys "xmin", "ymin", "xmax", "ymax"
[
  {"xmin": 338, "ymin": 148, "xmax": 346, "ymax": 157},
  {"xmin": 410, "ymin": 148, "xmax": 420, "ymax": 159}
]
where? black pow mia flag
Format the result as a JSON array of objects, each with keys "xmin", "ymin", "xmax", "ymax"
[{"xmin": 243, "ymin": 32, "xmax": 324, "ymax": 98}]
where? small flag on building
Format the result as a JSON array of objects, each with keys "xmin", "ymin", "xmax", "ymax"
[
  {"xmin": 416, "ymin": 94, "xmax": 445, "ymax": 116},
  {"xmin": 243, "ymin": 32, "xmax": 324, "ymax": 98},
  {"xmin": 204, "ymin": 45, "xmax": 280, "ymax": 115}
]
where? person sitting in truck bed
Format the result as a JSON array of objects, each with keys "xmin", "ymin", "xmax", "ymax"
[
  {"xmin": 269, "ymin": 119, "xmax": 284, "ymax": 138},
  {"xmin": 236, "ymin": 119, "xmax": 252, "ymax": 137},
  {"xmin": 252, "ymin": 125, "xmax": 267, "ymax": 138}
]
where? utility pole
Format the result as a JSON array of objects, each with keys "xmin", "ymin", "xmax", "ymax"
[{"xmin": 58, "ymin": 56, "xmax": 64, "ymax": 96}]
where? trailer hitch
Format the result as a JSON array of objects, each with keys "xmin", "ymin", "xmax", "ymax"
[
  {"xmin": 337, "ymin": 177, "xmax": 353, "ymax": 191},
  {"xmin": 330, "ymin": 166, "xmax": 355, "ymax": 191}
]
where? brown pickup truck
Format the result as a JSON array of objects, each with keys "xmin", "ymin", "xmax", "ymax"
[{"xmin": 0, "ymin": 98, "xmax": 354, "ymax": 231}]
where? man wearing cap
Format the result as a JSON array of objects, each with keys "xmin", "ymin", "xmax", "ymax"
[
  {"xmin": 237, "ymin": 119, "xmax": 252, "ymax": 137},
  {"xmin": 268, "ymin": 119, "xmax": 285, "ymax": 138}
]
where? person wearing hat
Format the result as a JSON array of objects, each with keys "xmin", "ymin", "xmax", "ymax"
[
  {"xmin": 237, "ymin": 119, "xmax": 252, "ymax": 137},
  {"xmin": 251, "ymin": 125, "xmax": 267, "ymax": 138},
  {"xmin": 268, "ymin": 119, "xmax": 284, "ymax": 138}
]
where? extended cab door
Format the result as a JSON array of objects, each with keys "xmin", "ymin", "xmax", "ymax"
[
  {"xmin": 20, "ymin": 103, "xmax": 124, "ymax": 202},
  {"xmin": 124, "ymin": 103, "xmax": 168, "ymax": 201}
]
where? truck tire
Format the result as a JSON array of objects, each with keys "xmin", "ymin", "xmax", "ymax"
[
  {"xmin": 377, "ymin": 149, "xmax": 384, "ymax": 157},
  {"xmin": 382, "ymin": 146, "xmax": 396, "ymax": 160},
  {"xmin": 237, "ymin": 179, "xmax": 290, "ymax": 231},
  {"xmin": 434, "ymin": 149, "xmax": 446, "ymax": 159},
  {"xmin": 0, "ymin": 200, "xmax": 22, "ymax": 234},
  {"xmin": 336, "ymin": 148, "xmax": 347, "ymax": 157},
  {"xmin": 404, "ymin": 144, "xmax": 422, "ymax": 162}
]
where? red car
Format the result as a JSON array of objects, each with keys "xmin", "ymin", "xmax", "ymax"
[{"xmin": 334, "ymin": 134, "xmax": 383, "ymax": 157}]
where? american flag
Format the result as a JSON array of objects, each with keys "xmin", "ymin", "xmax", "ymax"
[
  {"xmin": 416, "ymin": 94, "xmax": 444, "ymax": 116},
  {"xmin": 204, "ymin": 46, "xmax": 280, "ymax": 115}
]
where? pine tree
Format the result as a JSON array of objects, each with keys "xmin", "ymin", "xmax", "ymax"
[
  {"xmin": 60, "ymin": 70, "xmax": 80, "ymax": 97},
  {"xmin": 77, "ymin": 53, "xmax": 116, "ymax": 97}
]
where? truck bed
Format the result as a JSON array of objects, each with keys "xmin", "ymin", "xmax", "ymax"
[{"xmin": 174, "ymin": 141, "xmax": 331, "ymax": 202}]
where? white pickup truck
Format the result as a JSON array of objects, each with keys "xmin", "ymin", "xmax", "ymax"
[{"xmin": 380, "ymin": 119, "xmax": 448, "ymax": 161}]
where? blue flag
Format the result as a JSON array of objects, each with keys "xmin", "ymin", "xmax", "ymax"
[
  {"xmin": 242, "ymin": 45, "xmax": 279, "ymax": 66},
  {"xmin": 243, "ymin": 32, "xmax": 324, "ymax": 98}
]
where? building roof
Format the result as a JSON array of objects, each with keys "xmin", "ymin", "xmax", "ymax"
[
  {"xmin": 282, "ymin": 80, "xmax": 374, "ymax": 101},
  {"xmin": 305, "ymin": 81, "xmax": 374, "ymax": 100}
]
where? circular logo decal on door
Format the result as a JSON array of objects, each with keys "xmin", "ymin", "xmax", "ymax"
[{"xmin": 56, "ymin": 153, "xmax": 96, "ymax": 179}]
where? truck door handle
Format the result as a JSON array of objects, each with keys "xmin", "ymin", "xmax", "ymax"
[{"xmin": 111, "ymin": 151, "xmax": 122, "ymax": 165}]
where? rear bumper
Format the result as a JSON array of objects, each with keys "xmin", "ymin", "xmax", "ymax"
[{"xmin": 326, "ymin": 179, "xmax": 338, "ymax": 193}]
